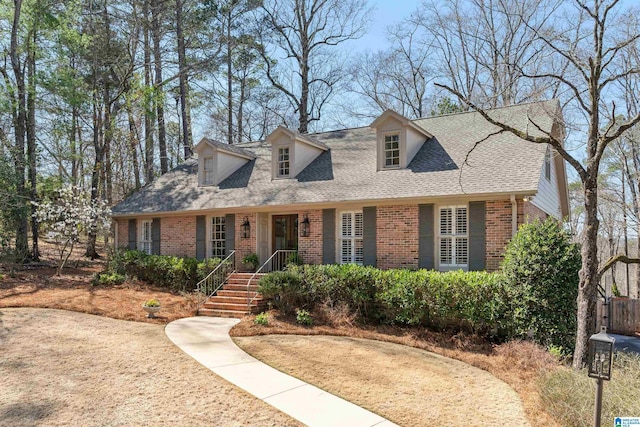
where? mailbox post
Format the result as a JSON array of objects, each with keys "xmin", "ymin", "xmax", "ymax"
[{"xmin": 588, "ymin": 326, "xmax": 615, "ymax": 427}]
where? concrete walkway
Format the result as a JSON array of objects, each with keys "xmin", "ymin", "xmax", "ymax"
[{"xmin": 165, "ymin": 317, "xmax": 397, "ymax": 427}]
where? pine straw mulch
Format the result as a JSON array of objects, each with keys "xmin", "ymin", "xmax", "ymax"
[
  {"xmin": 0, "ymin": 244, "xmax": 198, "ymax": 324},
  {"xmin": 230, "ymin": 310, "xmax": 563, "ymax": 427}
]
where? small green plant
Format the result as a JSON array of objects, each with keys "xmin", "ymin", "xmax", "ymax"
[
  {"xmin": 92, "ymin": 272, "xmax": 126, "ymax": 286},
  {"xmin": 242, "ymin": 253, "xmax": 259, "ymax": 271},
  {"xmin": 254, "ymin": 312, "xmax": 269, "ymax": 325},
  {"xmin": 612, "ymin": 282, "xmax": 622, "ymax": 297},
  {"xmin": 143, "ymin": 299, "xmax": 160, "ymax": 307},
  {"xmin": 296, "ymin": 309, "xmax": 313, "ymax": 326},
  {"xmin": 286, "ymin": 252, "xmax": 303, "ymax": 266}
]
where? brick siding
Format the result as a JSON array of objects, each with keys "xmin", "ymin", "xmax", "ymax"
[
  {"xmin": 376, "ymin": 205, "xmax": 419, "ymax": 269},
  {"xmin": 160, "ymin": 216, "xmax": 196, "ymax": 257},
  {"xmin": 485, "ymin": 200, "xmax": 515, "ymax": 271},
  {"xmin": 235, "ymin": 213, "xmax": 257, "ymax": 271},
  {"xmin": 297, "ymin": 209, "xmax": 323, "ymax": 265}
]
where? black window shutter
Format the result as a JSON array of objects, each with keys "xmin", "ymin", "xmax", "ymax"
[
  {"xmin": 151, "ymin": 218, "xmax": 161, "ymax": 255},
  {"xmin": 225, "ymin": 214, "xmax": 235, "ymax": 254},
  {"xmin": 196, "ymin": 215, "xmax": 206, "ymax": 260},
  {"xmin": 418, "ymin": 204, "xmax": 435, "ymax": 269},
  {"xmin": 128, "ymin": 219, "xmax": 137, "ymax": 250},
  {"xmin": 468, "ymin": 201, "xmax": 486, "ymax": 271},
  {"xmin": 362, "ymin": 207, "xmax": 376, "ymax": 267},
  {"xmin": 322, "ymin": 209, "xmax": 336, "ymax": 264}
]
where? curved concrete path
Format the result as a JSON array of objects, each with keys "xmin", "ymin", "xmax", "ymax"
[{"xmin": 166, "ymin": 317, "xmax": 397, "ymax": 427}]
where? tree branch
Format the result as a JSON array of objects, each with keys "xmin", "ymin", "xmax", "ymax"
[
  {"xmin": 598, "ymin": 254, "xmax": 640, "ymax": 281},
  {"xmin": 434, "ymin": 82, "xmax": 588, "ymax": 181}
]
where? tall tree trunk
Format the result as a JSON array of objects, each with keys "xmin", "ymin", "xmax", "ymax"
[
  {"xmin": 70, "ymin": 104, "xmax": 79, "ymax": 186},
  {"xmin": 26, "ymin": 23, "xmax": 39, "ymax": 261},
  {"xmin": 151, "ymin": 0, "xmax": 168, "ymax": 173},
  {"xmin": 175, "ymin": 0, "xmax": 192, "ymax": 157},
  {"xmin": 574, "ymin": 176, "xmax": 600, "ymax": 368},
  {"xmin": 127, "ymin": 105, "xmax": 141, "ymax": 190},
  {"xmin": 85, "ymin": 80, "xmax": 103, "ymax": 259},
  {"xmin": 226, "ymin": 11, "xmax": 233, "ymax": 145},
  {"xmin": 143, "ymin": 0, "xmax": 154, "ymax": 183},
  {"xmin": 10, "ymin": 0, "xmax": 29, "ymax": 262}
]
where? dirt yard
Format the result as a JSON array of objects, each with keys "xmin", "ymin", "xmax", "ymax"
[
  {"xmin": 234, "ymin": 334, "xmax": 530, "ymax": 426},
  {"xmin": 0, "ymin": 308, "xmax": 300, "ymax": 427}
]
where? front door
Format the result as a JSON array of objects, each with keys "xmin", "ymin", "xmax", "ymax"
[{"xmin": 272, "ymin": 214, "xmax": 298, "ymax": 252}]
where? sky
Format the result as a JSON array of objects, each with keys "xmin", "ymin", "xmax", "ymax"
[{"xmin": 347, "ymin": 0, "xmax": 419, "ymax": 52}]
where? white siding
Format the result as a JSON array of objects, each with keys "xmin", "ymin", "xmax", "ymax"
[
  {"xmin": 294, "ymin": 141, "xmax": 323, "ymax": 176},
  {"xmin": 532, "ymin": 148, "xmax": 562, "ymax": 219},
  {"xmin": 216, "ymin": 151, "xmax": 248, "ymax": 184},
  {"xmin": 406, "ymin": 127, "xmax": 426, "ymax": 165}
]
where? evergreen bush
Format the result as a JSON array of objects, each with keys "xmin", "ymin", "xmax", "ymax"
[{"xmin": 501, "ymin": 218, "xmax": 581, "ymax": 353}]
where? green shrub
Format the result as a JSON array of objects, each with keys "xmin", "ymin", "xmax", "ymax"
[
  {"xmin": 259, "ymin": 264, "xmax": 512, "ymax": 337},
  {"xmin": 540, "ymin": 352, "xmax": 640, "ymax": 426},
  {"xmin": 91, "ymin": 272, "xmax": 126, "ymax": 286},
  {"xmin": 105, "ymin": 249, "xmax": 224, "ymax": 292},
  {"xmin": 501, "ymin": 218, "xmax": 581, "ymax": 353},
  {"xmin": 242, "ymin": 253, "xmax": 259, "ymax": 271},
  {"xmin": 254, "ymin": 312, "xmax": 269, "ymax": 325},
  {"xmin": 296, "ymin": 309, "xmax": 313, "ymax": 326},
  {"xmin": 258, "ymin": 270, "xmax": 304, "ymax": 314}
]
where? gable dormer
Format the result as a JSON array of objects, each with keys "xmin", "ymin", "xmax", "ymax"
[
  {"xmin": 266, "ymin": 126, "xmax": 329, "ymax": 179},
  {"xmin": 193, "ymin": 138, "xmax": 256, "ymax": 186},
  {"xmin": 370, "ymin": 110, "xmax": 433, "ymax": 171}
]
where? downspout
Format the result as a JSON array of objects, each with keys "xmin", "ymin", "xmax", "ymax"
[{"xmin": 510, "ymin": 194, "xmax": 518, "ymax": 237}]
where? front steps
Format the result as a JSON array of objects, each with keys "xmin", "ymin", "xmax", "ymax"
[{"xmin": 198, "ymin": 273, "xmax": 268, "ymax": 319}]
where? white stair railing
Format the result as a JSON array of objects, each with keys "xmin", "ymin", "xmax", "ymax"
[
  {"xmin": 246, "ymin": 250, "xmax": 298, "ymax": 309},
  {"xmin": 196, "ymin": 251, "xmax": 236, "ymax": 310}
]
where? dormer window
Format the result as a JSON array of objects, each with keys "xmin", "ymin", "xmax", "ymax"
[
  {"xmin": 203, "ymin": 156, "xmax": 214, "ymax": 185},
  {"xmin": 384, "ymin": 133, "xmax": 400, "ymax": 168},
  {"xmin": 277, "ymin": 146, "xmax": 290, "ymax": 177},
  {"xmin": 370, "ymin": 109, "xmax": 433, "ymax": 171}
]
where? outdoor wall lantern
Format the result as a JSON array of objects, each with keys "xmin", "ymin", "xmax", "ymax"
[
  {"xmin": 300, "ymin": 214, "xmax": 310, "ymax": 237},
  {"xmin": 588, "ymin": 326, "xmax": 615, "ymax": 427},
  {"xmin": 241, "ymin": 217, "xmax": 251, "ymax": 239}
]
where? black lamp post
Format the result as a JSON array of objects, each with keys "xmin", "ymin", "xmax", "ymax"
[
  {"xmin": 300, "ymin": 214, "xmax": 310, "ymax": 237},
  {"xmin": 241, "ymin": 217, "xmax": 250, "ymax": 239},
  {"xmin": 588, "ymin": 326, "xmax": 615, "ymax": 427}
]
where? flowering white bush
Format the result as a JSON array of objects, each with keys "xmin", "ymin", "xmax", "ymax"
[{"xmin": 34, "ymin": 186, "xmax": 111, "ymax": 275}]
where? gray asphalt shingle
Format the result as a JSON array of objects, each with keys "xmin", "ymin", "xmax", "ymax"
[{"xmin": 112, "ymin": 100, "xmax": 559, "ymax": 216}]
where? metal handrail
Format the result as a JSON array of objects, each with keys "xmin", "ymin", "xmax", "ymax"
[
  {"xmin": 246, "ymin": 250, "xmax": 298, "ymax": 309},
  {"xmin": 196, "ymin": 250, "xmax": 236, "ymax": 309}
]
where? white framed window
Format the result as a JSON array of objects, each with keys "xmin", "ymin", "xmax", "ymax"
[
  {"xmin": 277, "ymin": 146, "xmax": 290, "ymax": 177},
  {"xmin": 203, "ymin": 156, "xmax": 214, "ymax": 185},
  {"xmin": 438, "ymin": 206, "xmax": 468, "ymax": 268},
  {"xmin": 210, "ymin": 216, "xmax": 226, "ymax": 258},
  {"xmin": 140, "ymin": 220, "xmax": 152, "ymax": 255},
  {"xmin": 384, "ymin": 133, "xmax": 400, "ymax": 168},
  {"xmin": 544, "ymin": 146, "xmax": 551, "ymax": 181},
  {"xmin": 339, "ymin": 211, "xmax": 363, "ymax": 265}
]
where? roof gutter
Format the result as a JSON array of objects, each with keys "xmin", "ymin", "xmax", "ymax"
[{"xmin": 510, "ymin": 194, "xmax": 518, "ymax": 237}]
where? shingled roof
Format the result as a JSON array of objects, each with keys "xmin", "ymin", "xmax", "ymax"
[{"xmin": 112, "ymin": 100, "xmax": 562, "ymax": 216}]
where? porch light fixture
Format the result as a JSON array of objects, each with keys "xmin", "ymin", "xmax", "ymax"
[
  {"xmin": 300, "ymin": 215, "xmax": 310, "ymax": 237},
  {"xmin": 588, "ymin": 326, "xmax": 615, "ymax": 427},
  {"xmin": 241, "ymin": 217, "xmax": 251, "ymax": 239}
]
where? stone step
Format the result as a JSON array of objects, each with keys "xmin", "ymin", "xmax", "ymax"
[
  {"xmin": 223, "ymin": 283, "xmax": 259, "ymax": 291},
  {"xmin": 227, "ymin": 278, "xmax": 262, "ymax": 285},
  {"xmin": 203, "ymin": 301, "xmax": 264, "ymax": 311},
  {"xmin": 229, "ymin": 273, "xmax": 267, "ymax": 279},
  {"xmin": 208, "ymin": 296, "xmax": 264, "ymax": 304},
  {"xmin": 217, "ymin": 289, "xmax": 261, "ymax": 298}
]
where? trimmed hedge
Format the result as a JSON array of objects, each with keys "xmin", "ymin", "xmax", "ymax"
[
  {"xmin": 106, "ymin": 249, "xmax": 223, "ymax": 291},
  {"xmin": 259, "ymin": 264, "xmax": 510, "ymax": 337}
]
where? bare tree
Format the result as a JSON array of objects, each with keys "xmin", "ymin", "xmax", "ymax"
[
  {"xmin": 258, "ymin": 0, "xmax": 372, "ymax": 133},
  {"xmin": 436, "ymin": 0, "xmax": 640, "ymax": 367},
  {"xmin": 419, "ymin": 0, "xmax": 561, "ymax": 107},
  {"xmin": 349, "ymin": 22, "xmax": 433, "ymax": 119}
]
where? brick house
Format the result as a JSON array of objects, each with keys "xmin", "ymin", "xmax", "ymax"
[{"xmin": 111, "ymin": 100, "xmax": 569, "ymax": 274}]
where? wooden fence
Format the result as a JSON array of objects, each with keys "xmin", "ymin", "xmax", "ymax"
[{"xmin": 608, "ymin": 298, "xmax": 640, "ymax": 335}]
